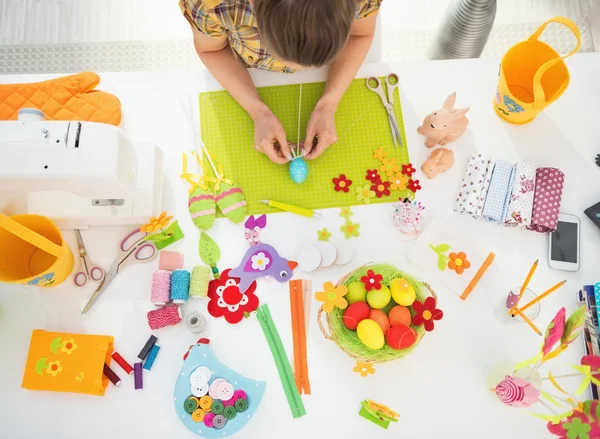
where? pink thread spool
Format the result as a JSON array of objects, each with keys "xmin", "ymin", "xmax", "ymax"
[
  {"xmin": 151, "ymin": 270, "xmax": 171, "ymax": 306},
  {"xmin": 147, "ymin": 305, "xmax": 182, "ymax": 330}
]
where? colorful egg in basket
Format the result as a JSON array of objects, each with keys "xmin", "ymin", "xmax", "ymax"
[{"xmin": 317, "ymin": 264, "xmax": 438, "ymax": 363}]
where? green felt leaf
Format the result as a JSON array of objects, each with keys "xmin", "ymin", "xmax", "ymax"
[
  {"xmin": 199, "ymin": 232, "xmax": 221, "ymax": 266},
  {"xmin": 562, "ymin": 305, "xmax": 586, "ymax": 345},
  {"xmin": 434, "ymin": 244, "xmax": 450, "ymax": 253},
  {"xmin": 49, "ymin": 337, "xmax": 63, "ymax": 354},
  {"xmin": 437, "ymin": 255, "xmax": 447, "ymax": 272},
  {"xmin": 35, "ymin": 357, "xmax": 48, "ymax": 375},
  {"xmin": 145, "ymin": 234, "xmax": 171, "ymax": 243}
]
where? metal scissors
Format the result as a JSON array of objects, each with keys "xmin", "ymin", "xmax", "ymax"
[
  {"xmin": 366, "ymin": 73, "xmax": 403, "ymax": 148},
  {"xmin": 74, "ymin": 230, "xmax": 105, "ymax": 287},
  {"xmin": 82, "ymin": 228, "xmax": 158, "ymax": 314}
]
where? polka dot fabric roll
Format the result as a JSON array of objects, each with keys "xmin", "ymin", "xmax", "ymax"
[{"xmin": 527, "ymin": 167, "xmax": 564, "ymax": 233}]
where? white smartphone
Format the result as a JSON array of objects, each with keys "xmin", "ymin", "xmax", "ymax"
[{"xmin": 548, "ymin": 213, "xmax": 580, "ymax": 271}]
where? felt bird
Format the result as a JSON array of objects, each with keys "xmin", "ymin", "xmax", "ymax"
[{"xmin": 230, "ymin": 243, "xmax": 297, "ymax": 293}]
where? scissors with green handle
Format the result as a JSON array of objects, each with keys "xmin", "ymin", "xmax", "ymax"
[
  {"xmin": 366, "ymin": 73, "xmax": 403, "ymax": 148},
  {"xmin": 82, "ymin": 228, "xmax": 157, "ymax": 314}
]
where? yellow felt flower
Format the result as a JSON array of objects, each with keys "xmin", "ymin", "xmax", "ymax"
[
  {"xmin": 61, "ymin": 338, "xmax": 78, "ymax": 355},
  {"xmin": 315, "ymin": 281, "xmax": 348, "ymax": 313},
  {"xmin": 373, "ymin": 148, "xmax": 387, "ymax": 162},
  {"xmin": 140, "ymin": 211, "xmax": 173, "ymax": 233},
  {"xmin": 353, "ymin": 361, "xmax": 376, "ymax": 377},
  {"xmin": 389, "ymin": 172, "xmax": 409, "ymax": 191},
  {"xmin": 46, "ymin": 361, "xmax": 63, "ymax": 377},
  {"xmin": 379, "ymin": 158, "xmax": 400, "ymax": 177}
]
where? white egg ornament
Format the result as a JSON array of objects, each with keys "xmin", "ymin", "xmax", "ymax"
[{"xmin": 289, "ymin": 157, "xmax": 308, "ymax": 184}]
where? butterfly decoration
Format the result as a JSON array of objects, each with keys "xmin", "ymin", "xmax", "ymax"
[{"xmin": 244, "ymin": 215, "xmax": 267, "ymax": 246}]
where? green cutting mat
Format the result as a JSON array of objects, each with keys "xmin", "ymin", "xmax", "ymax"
[{"xmin": 199, "ymin": 77, "xmax": 410, "ymax": 215}]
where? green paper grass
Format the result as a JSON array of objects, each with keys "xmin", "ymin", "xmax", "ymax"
[{"xmin": 318, "ymin": 264, "xmax": 433, "ymax": 364}]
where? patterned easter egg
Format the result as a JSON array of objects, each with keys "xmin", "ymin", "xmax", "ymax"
[
  {"xmin": 188, "ymin": 186, "xmax": 216, "ymax": 231},
  {"xmin": 215, "ymin": 182, "xmax": 247, "ymax": 223},
  {"xmin": 289, "ymin": 157, "xmax": 308, "ymax": 184}
]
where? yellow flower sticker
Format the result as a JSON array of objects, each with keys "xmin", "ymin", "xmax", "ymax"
[
  {"xmin": 75, "ymin": 372, "xmax": 85, "ymax": 383},
  {"xmin": 61, "ymin": 338, "xmax": 78, "ymax": 355},
  {"xmin": 353, "ymin": 361, "xmax": 376, "ymax": 377},
  {"xmin": 46, "ymin": 361, "xmax": 63, "ymax": 377}
]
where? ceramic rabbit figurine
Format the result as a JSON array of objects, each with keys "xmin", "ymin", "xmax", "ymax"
[
  {"xmin": 417, "ymin": 92, "xmax": 469, "ymax": 148},
  {"xmin": 421, "ymin": 148, "xmax": 455, "ymax": 179}
]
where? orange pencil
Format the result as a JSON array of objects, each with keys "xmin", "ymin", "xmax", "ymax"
[
  {"xmin": 509, "ymin": 259, "xmax": 538, "ymax": 315},
  {"xmin": 512, "ymin": 308, "xmax": 542, "ymax": 336},
  {"xmin": 519, "ymin": 280, "xmax": 567, "ymax": 313}
]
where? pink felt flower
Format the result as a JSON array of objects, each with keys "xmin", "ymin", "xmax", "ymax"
[
  {"xmin": 495, "ymin": 375, "xmax": 540, "ymax": 408},
  {"xmin": 543, "ymin": 307, "xmax": 566, "ymax": 355}
]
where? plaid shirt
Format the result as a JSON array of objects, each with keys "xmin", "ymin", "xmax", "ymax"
[{"xmin": 180, "ymin": 0, "xmax": 382, "ymax": 72}]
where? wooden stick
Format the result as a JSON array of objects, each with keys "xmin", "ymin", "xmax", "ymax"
[
  {"xmin": 509, "ymin": 259, "xmax": 538, "ymax": 315},
  {"xmin": 519, "ymin": 280, "xmax": 567, "ymax": 313},
  {"xmin": 296, "ymin": 84, "xmax": 303, "ymax": 157},
  {"xmin": 460, "ymin": 252, "xmax": 495, "ymax": 300},
  {"xmin": 512, "ymin": 308, "xmax": 542, "ymax": 336}
]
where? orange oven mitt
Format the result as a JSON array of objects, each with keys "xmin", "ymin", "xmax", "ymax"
[
  {"xmin": 0, "ymin": 72, "xmax": 121, "ymax": 126},
  {"xmin": 22, "ymin": 330, "xmax": 114, "ymax": 396}
]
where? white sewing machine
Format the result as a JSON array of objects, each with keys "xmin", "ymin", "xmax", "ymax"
[{"xmin": 0, "ymin": 120, "xmax": 163, "ymax": 229}]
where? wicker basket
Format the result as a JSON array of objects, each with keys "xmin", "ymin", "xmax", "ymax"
[{"xmin": 317, "ymin": 264, "xmax": 436, "ymax": 364}]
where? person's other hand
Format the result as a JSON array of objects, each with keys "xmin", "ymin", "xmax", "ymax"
[
  {"xmin": 253, "ymin": 108, "xmax": 291, "ymax": 164},
  {"xmin": 304, "ymin": 101, "xmax": 338, "ymax": 160}
]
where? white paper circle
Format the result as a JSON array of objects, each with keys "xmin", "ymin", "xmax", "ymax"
[
  {"xmin": 297, "ymin": 247, "xmax": 322, "ymax": 272},
  {"xmin": 334, "ymin": 241, "xmax": 354, "ymax": 266},
  {"xmin": 315, "ymin": 242, "xmax": 337, "ymax": 267}
]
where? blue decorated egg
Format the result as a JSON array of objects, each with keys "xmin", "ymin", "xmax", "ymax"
[{"xmin": 289, "ymin": 157, "xmax": 308, "ymax": 184}]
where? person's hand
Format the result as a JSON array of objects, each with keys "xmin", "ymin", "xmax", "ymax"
[
  {"xmin": 253, "ymin": 108, "xmax": 291, "ymax": 164},
  {"xmin": 304, "ymin": 100, "xmax": 338, "ymax": 160}
]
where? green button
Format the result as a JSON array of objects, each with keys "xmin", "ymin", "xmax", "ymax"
[
  {"xmin": 184, "ymin": 396, "xmax": 198, "ymax": 414},
  {"xmin": 234, "ymin": 398, "xmax": 248, "ymax": 412},
  {"xmin": 212, "ymin": 400, "xmax": 224, "ymax": 414},
  {"xmin": 223, "ymin": 406, "xmax": 237, "ymax": 420}
]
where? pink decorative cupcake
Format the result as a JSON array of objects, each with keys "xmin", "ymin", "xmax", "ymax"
[{"xmin": 495, "ymin": 375, "xmax": 540, "ymax": 408}]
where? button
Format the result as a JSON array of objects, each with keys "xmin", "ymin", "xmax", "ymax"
[
  {"xmin": 209, "ymin": 378, "xmax": 227, "ymax": 399},
  {"xmin": 203, "ymin": 412, "xmax": 215, "ymax": 428},
  {"xmin": 233, "ymin": 390, "xmax": 247, "ymax": 401},
  {"xmin": 199, "ymin": 395, "xmax": 213, "ymax": 411},
  {"xmin": 189, "ymin": 366, "xmax": 211, "ymax": 385},
  {"xmin": 191, "ymin": 382, "xmax": 209, "ymax": 397},
  {"xmin": 223, "ymin": 406, "xmax": 237, "ymax": 420},
  {"xmin": 248, "ymin": 55, "xmax": 254, "ymax": 61},
  {"xmin": 184, "ymin": 396, "xmax": 198, "ymax": 414},
  {"xmin": 191, "ymin": 409, "xmax": 205, "ymax": 423},
  {"xmin": 222, "ymin": 398, "xmax": 235, "ymax": 407},
  {"xmin": 213, "ymin": 414, "xmax": 227, "ymax": 429},
  {"xmin": 216, "ymin": 382, "xmax": 234, "ymax": 401},
  {"xmin": 235, "ymin": 398, "xmax": 249, "ymax": 412},
  {"xmin": 211, "ymin": 400, "xmax": 224, "ymax": 414}
]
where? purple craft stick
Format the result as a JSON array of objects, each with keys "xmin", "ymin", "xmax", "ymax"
[{"xmin": 134, "ymin": 362, "xmax": 143, "ymax": 390}]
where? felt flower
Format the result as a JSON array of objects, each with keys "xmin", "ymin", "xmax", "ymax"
[
  {"xmin": 407, "ymin": 179, "xmax": 422, "ymax": 193},
  {"xmin": 542, "ymin": 308, "xmax": 566, "ymax": 356},
  {"xmin": 448, "ymin": 251, "xmax": 471, "ymax": 275},
  {"xmin": 563, "ymin": 418, "xmax": 592, "ymax": 439},
  {"xmin": 75, "ymin": 372, "xmax": 85, "ymax": 383},
  {"xmin": 365, "ymin": 169, "xmax": 382, "ymax": 184},
  {"xmin": 402, "ymin": 163, "xmax": 416, "ymax": 177},
  {"xmin": 207, "ymin": 269, "xmax": 259, "ymax": 324},
  {"xmin": 379, "ymin": 158, "xmax": 400, "ymax": 177},
  {"xmin": 353, "ymin": 361, "xmax": 375, "ymax": 377},
  {"xmin": 412, "ymin": 297, "xmax": 443, "ymax": 331},
  {"xmin": 360, "ymin": 269, "xmax": 383, "ymax": 291},
  {"xmin": 317, "ymin": 228, "xmax": 332, "ymax": 242},
  {"xmin": 373, "ymin": 148, "xmax": 387, "ymax": 162},
  {"xmin": 315, "ymin": 281, "xmax": 348, "ymax": 313},
  {"xmin": 140, "ymin": 211, "xmax": 173, "ymax": 233},
  {"xmin": 504, "ymin": 95, "xmax": 524, "ymax": 113},
  {"xmin": 251, "ymin": 252, "xmax": 270, "ymax": 271},
  {"xmin": 389, "ymin": 172, "xmax": 409, "ymax": 191},
  {"xmin": 341, "ymin": 221, "xmax": 360, "ymax": 239},
  {"xmin": 332, "ymin": 174, "xmax": 352, "ymax": 193},
  {"xmin": 356, "ymin": 184, "xmax": 376, "ymax": 204},
  {"xmin": 581, "ymin": 356, "xmax": 600, "ymax": 380},
  {"xmin": 494, "ymin": 375, "xmax": 540, "ymax": 408},
  {"xmin": 371, "ymin": 181, "xmax": 391, "ymax": 198},
  {"xmin": 339, "ymin": 207, "xmax": 354, "ymax": 220},
  {"xmin": 46, "ymin": 361, "xmax": 63, "ymax": 377},
  {"xmin": 60, "ymin": 338, "xmax": 77, "ymax": 355}
]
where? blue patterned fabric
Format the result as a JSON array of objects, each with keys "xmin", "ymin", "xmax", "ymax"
[{"xmin": 482, "ymin": 161, "xmax": 515, "ymax": 223}]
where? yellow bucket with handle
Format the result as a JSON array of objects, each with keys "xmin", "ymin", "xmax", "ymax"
[
  {"xmin": 494, "ymin": 17, "xmax": 580, "ymax": 124},
  {"xmin": 0, "ymin": 214, "xmax": 74, "ymax": 287}
]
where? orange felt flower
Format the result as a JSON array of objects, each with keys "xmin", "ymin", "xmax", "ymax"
[
  {"xmin": 373, "ymin": 148, "xmax": 387, "ymax": 162},
  {"xmin": 353, "ymin": 361, "xmax": 375, "ymax": 377},
  {"xmin": 379, "ymin": 158, "xmax": 400, "ymax": 177},
  {"xmin": 448, "ymin": 252, "xmax": 471, "ymax": 274},
  {"xmin": 315, "ymin": 282, "xmax": 348, "ymax": 313},
  {"xmin": 389, "ymin": 172, "xmax": 409, "ymax": 191},
  {"xmin": 140, "ymin": 211, "xmax": 173, "ymax": 233}
]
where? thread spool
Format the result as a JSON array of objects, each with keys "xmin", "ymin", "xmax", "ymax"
[
  {"xmin": 170, "ymin": 269, "xmax": 190, "ymax": 304},
  {"xmin": 185, "ymin": 311, "xmax": 207, "ymax": 333},
  {"xmin": 147, "ymin": 305, "xmax": 182, "ymax": 330},
  {"xmin": 151, "ymin": 270, "xmax": 172, "ymax": 306},
  {"xmin": 134, "ymin": 362, "xmax": 143, "ymax": 390},
  {"xmin": 111, "ymin": 351, "xmax": 134, "ymax": 375},
  {"xmin": 190, "ymin": 266, "xmax": 211, "ymax": 299},
  {"xmin": 138, "ymin": 335, "xmax": 158, "ymax": 361},
  {"xmin": 103, "ymin": 363, "xmax": 121, "ymax": 387},
  {"xmin": 143, "ymin": 344, "xmax": 160, "ymax": 371}
]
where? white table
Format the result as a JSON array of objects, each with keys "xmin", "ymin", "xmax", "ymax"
[{"xmin": 2, "ymin": 54, "xmax": 600, "ymax": 439}]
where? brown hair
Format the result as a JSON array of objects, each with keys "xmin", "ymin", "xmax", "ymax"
[{"xmin": 254, "ymin": 0, "xmax": 356, "ymax": 67}]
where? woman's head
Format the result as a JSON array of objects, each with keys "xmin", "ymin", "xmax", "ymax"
[{"xmin": 253, "ymin": 0, "xmax": 356, "ymax": 68}]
